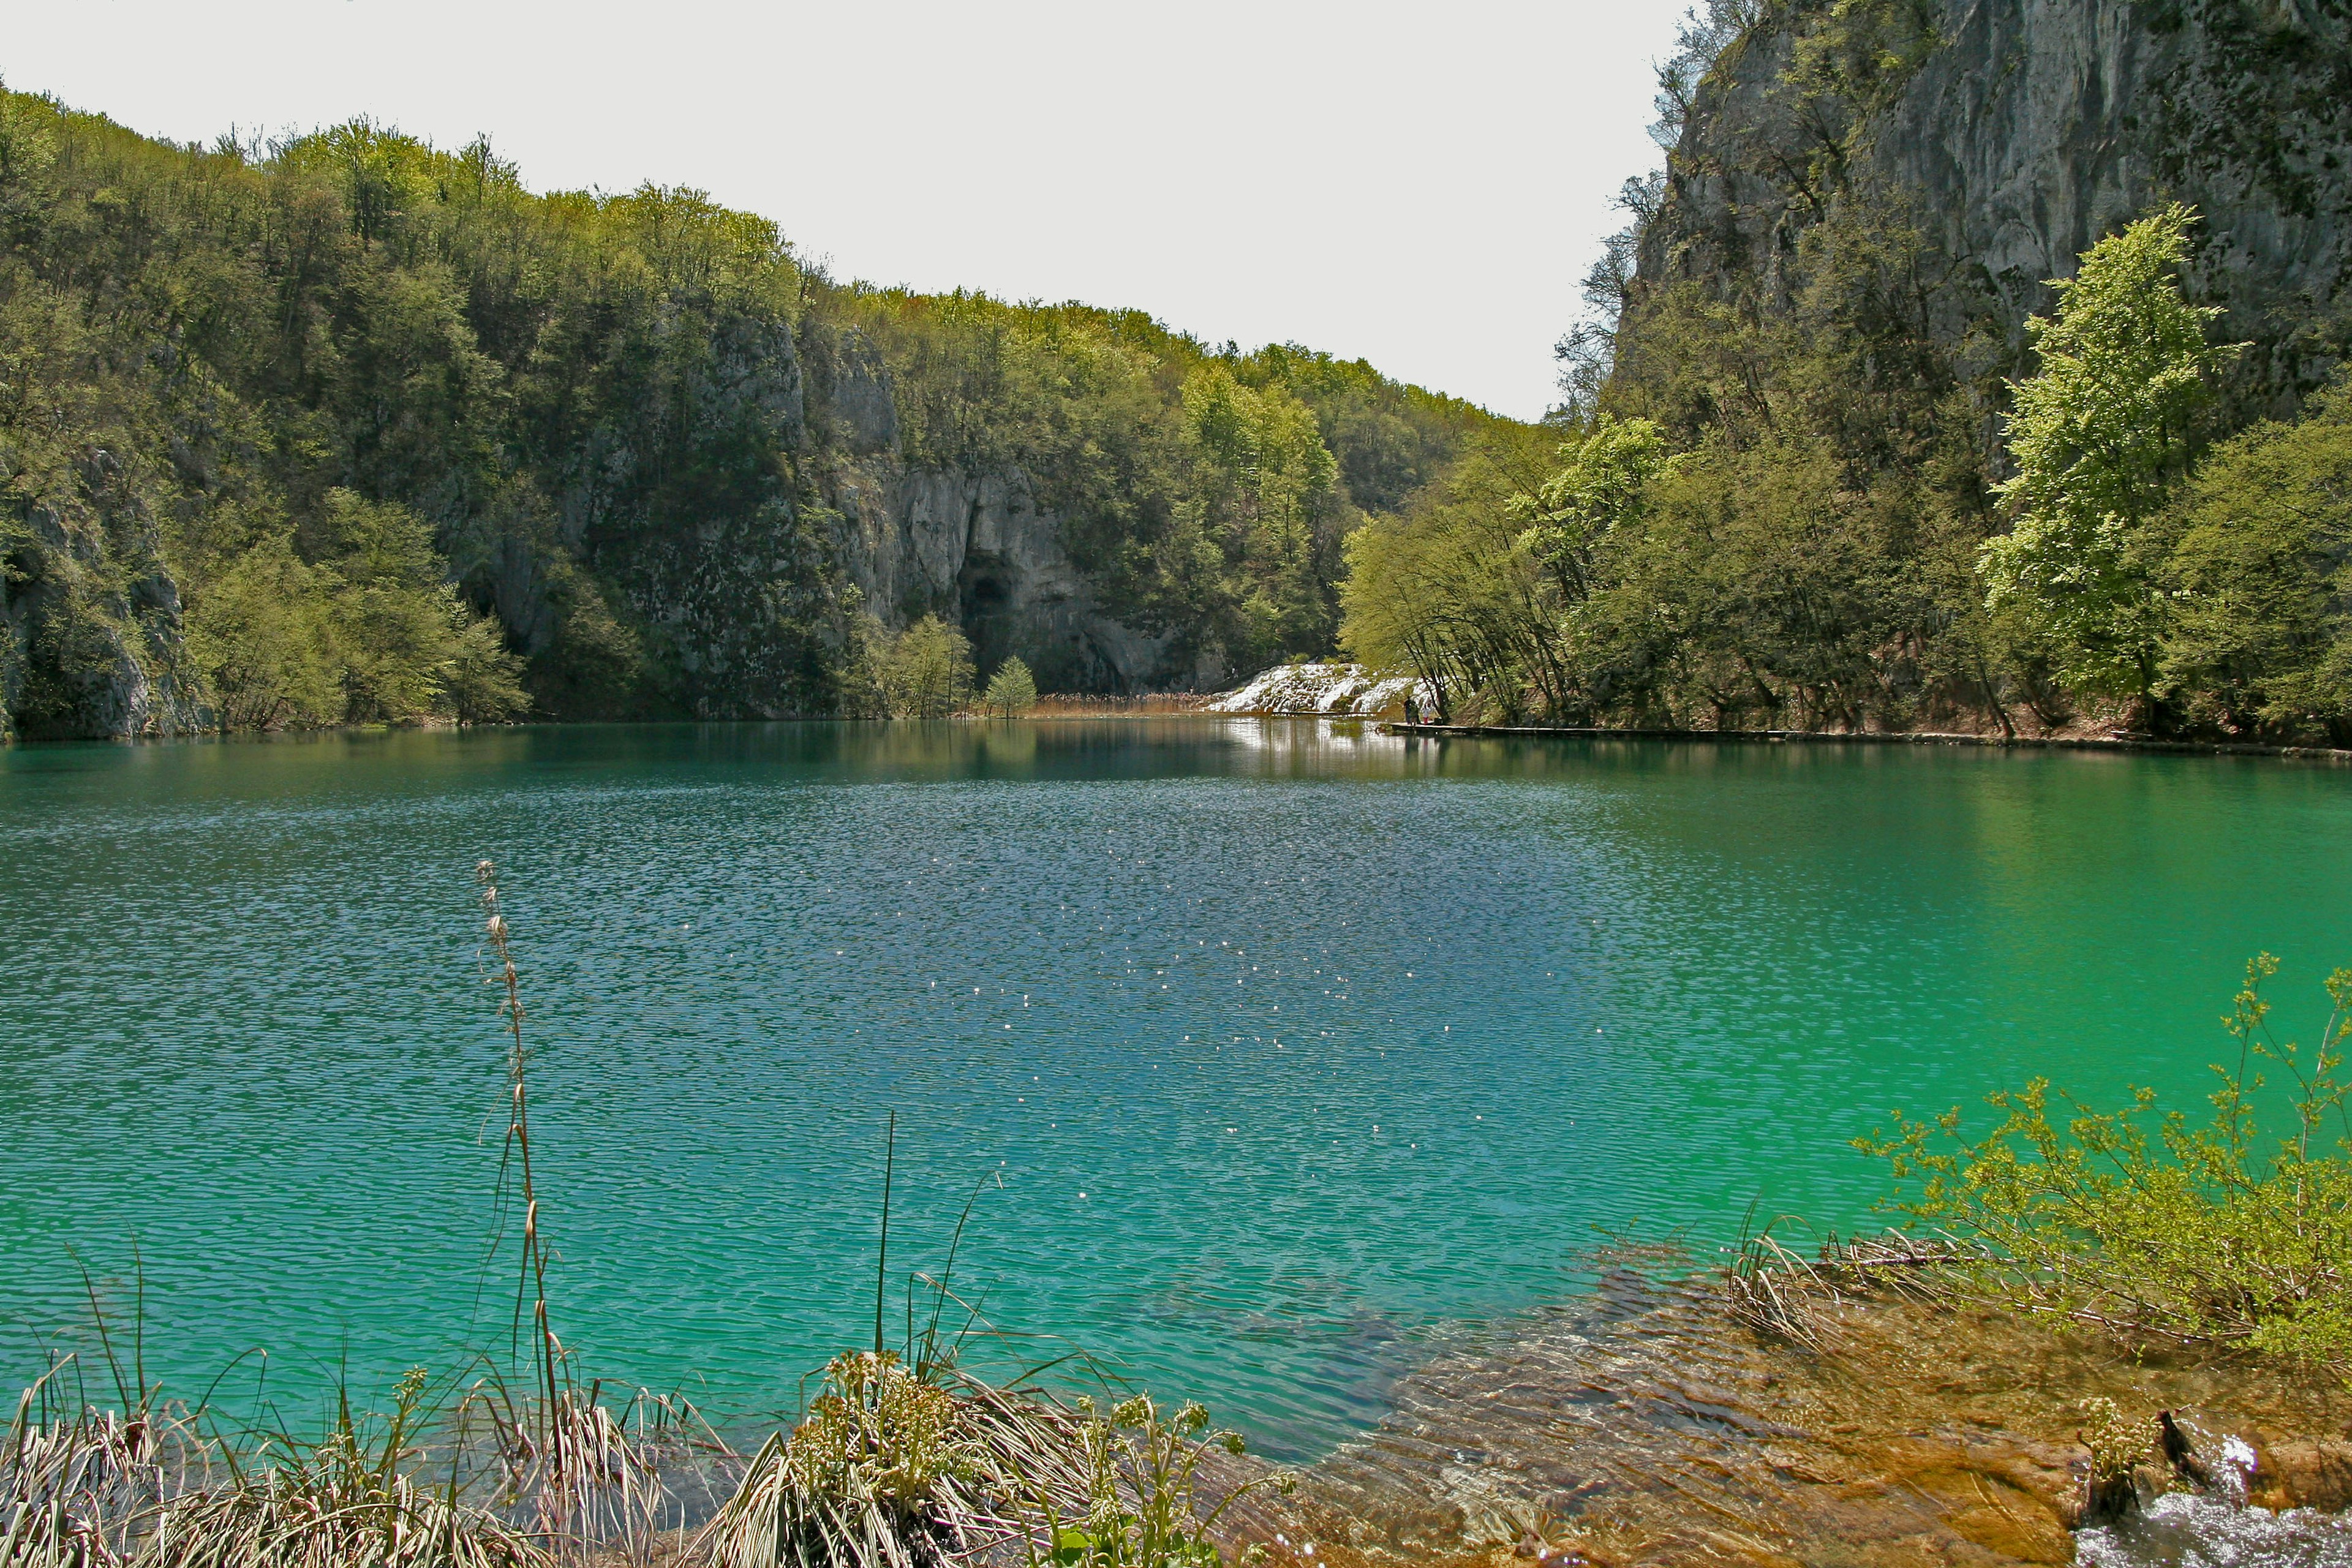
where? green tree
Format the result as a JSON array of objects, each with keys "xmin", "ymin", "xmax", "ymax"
[
  {"xmin": 1507, "ymin": 415, "xmax": 1682, "ymax": 606},
  {"xmin": 877, "ymin": 615, "xmax": 975, "ymax": 718},
  {"xmin": 2158, "ymin": 377, "xmax": 2352, "ymax": 741},
  {"xmin": 1980, "ymin": 204, "xmax": 2241, "ymax": 708},
  {"xmin": 178, "ymin": 491, "xmax": 529, "ymax": 729},
  {"xmin": 981, "ymin": 655, "xmax": 1037, "ymax": 715},
  {"xmin": 1340, "ymin": 426, "xmax": 1562, "ymax": 720},
  {"xmin": 1170, "ymin": 364, "xmax": 1346, "ymax": 674},
  {"xmin": 182, "ymin": 536, "xmax": 342, "ymax": 731}
]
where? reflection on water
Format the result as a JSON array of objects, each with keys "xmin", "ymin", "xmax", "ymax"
[{"xmin": 3, "ymin": 720, "xmax": 2351, "ymax": 1463}]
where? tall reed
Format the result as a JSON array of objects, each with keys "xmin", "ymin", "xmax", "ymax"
[{"xmin": 475, "ymin": 861, "xmax": 564, "ymax": 1446}]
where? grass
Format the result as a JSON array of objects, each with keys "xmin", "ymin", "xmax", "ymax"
[{"xmin": 2, "ymin": 861, "xmax": 1280, "ymax": 1568}]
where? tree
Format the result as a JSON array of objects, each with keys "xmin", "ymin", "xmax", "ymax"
[
  {"xmin": 1979, "ymin": 204, "xmax": 2241, "ymax": 708},
  {"xmin": 1170, "ymin": 364, "xmax": 1346, "ymax": 674},
  {"xmin": 1339, "ymin": 426, "xmax": 1562, "ymax": 721},
  {"xmin": 876, "ymin": 615, "xmax": 974, "ymax": 718},
  {"xmin": 1508, "ymin": 414, "xmax": 1682, "ymax": 606},
  {"xmin": 2158, "ymin": 377, "xmax": 2352, "ymax": 741},
  {"xmin": 982, "ymin": 655, "xmax": 1037, "ymax": 716}
]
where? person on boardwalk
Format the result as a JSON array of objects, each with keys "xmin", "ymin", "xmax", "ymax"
[{"xmin": 1404, "ymin": 693, "xmax": 1422, "ymax": 727}]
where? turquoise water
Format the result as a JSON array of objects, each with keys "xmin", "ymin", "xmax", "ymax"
[{"xmin": 2, "ymin": 720, "xmax": 2349, "ymax": 1457}]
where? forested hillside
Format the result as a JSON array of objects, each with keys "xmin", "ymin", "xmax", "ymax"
[
  {"xmin": 0, "ymin": 87, "xmax": 1497, "ymax": 739},
  {"xmin": 1345, "ymin": 0, "xmax": 2352, "ymax": 741}
]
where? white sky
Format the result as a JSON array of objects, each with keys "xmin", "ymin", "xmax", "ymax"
[{"xmin": 5, "ymin": 0, "xmax": 1683, "ymax": 420}]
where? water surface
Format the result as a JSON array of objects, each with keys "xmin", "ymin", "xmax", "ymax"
[{"xmin": 2, "ymin": 721, "xmax": 2346, "ymax": 1456}]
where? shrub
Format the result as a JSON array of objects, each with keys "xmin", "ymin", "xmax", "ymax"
[
  {"xmin": 1860, "ymin": 954, "xmax": 2352, "ymax": 1363},
  {"xmin": 1050, "ymin": 1395, "xmax": 1284, "ymax": 1568},
  {"xmin": 982, "ymin": 658, "xmax": 1038, "ymax": 716}
]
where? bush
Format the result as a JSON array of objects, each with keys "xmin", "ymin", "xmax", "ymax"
[
  {"xmin": 982, "ymin": 657, "xmax": 1038, "ymax": 716},
  {"xmin": 1860, "ymin": 955, "xmax": 2352, "ymax": 1363}
]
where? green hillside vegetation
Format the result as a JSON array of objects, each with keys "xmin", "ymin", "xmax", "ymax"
[
  {"xmin": 0, "ymin": 86, "xmax": 1498, "ymax": 739},
  {"xmin": 1343, "ymin": 0, "xmax": 2352, "ymax": 742},
  {"xmin": 1345, "ymin": 200, "xmax": 2350, "ymax": 741}
]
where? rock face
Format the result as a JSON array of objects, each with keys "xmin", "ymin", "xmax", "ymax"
[
  {"xmin": 1638, "ymin": 0, "xmax": 2352, "ymax": 410},
  {"xmin": 2, "ymin": 503, "xmax": 203, "ymax": 744},
  {"xmin": 835, "ymin": 465, "xmax": 1182, "ymax": 695},
  {"xmin": 450, "ymin": 326, "xmax": 1205, "ymax": 725}
]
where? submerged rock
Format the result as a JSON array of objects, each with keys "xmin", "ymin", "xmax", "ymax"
[{"xmin": 1215, "ymin": 1273, "xmax": 2352, "ymax": 1567}]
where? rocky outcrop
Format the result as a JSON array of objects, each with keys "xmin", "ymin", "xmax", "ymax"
[
  {"xmin": 2, "ymin": 505, "xmax": 202, "ymax": 743},
  {"xmin": 1205, "ymin": 662, "xmax": 1433, "ymax": 717},
  {"xmin": 451, "ymin": 327, "xmax": 1197, "ymax": 722},
  {"xmin": 1638, "ymin": 0, "xmax": 2352, "ymax": 412},
  {"xmin": 833, "ymin": 464, "xmax": 1186, "ymax": 694}
]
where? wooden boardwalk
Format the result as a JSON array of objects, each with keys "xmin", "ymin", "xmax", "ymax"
[{"xmin": 1379, "ymin": 722, "xmax": 2352, "ymax": 763}]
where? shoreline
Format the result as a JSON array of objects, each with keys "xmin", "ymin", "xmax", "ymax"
[
  {"xmin": 16, "ymin": 710, "xmax": 2352, "ymax": 763},
  {"xmin": 1380, "ymin": 722, "xmax": 2352, "ymax": 763}
]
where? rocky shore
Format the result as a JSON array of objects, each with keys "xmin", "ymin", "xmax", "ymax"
[{"xmin": 1210, "ymin": 1271, "xmax": 2352, "ymax": 1567}]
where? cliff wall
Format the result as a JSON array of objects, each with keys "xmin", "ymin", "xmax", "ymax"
[
  {"xmin": 1635, "ymin": 0, "xmax": 2352, "ymax": 413},
  {"xmin": 457, "ymin": 321, "xmax": 1201, "ymax": 726}
]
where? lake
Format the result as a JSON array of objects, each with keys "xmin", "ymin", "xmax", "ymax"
[{"xmin": 2, "ymin": 720, "xmax": 2347, "ymax": 1457}]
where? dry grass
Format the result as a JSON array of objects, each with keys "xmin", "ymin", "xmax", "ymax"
[
  {"xmin": 1023, "ymin": 695, "xmax": 1209, "ymax": 717},
  {"xmin": 1723, "ymin": 1224, "xmax": 1983, "ymax": 1348}
]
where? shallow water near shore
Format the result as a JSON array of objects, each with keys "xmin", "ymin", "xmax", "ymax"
[{"xmin": 4, "ymin": 719, "xmax": 2350, "ymax": 1459}]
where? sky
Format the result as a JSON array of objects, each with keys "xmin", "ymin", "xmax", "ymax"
[{"xmin": 3, "ymin": 0, "xmax": 1684, "ymax": 420}]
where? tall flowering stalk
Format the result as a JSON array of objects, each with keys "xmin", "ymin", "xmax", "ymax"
[{"xmin": 478, "ymin": 859, "xmax": 565, "ymax": 1449}]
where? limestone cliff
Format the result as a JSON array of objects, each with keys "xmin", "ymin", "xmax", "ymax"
[
  {"xmin": 460, "ymin": 321, "xmax": 1208, "ymax": 725},
  {"xmin": 1634, "ymin": 0, "xmax": 2352, "ymax": 413}
]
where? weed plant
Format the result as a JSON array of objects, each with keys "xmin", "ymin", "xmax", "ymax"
[
  {"xmin": 1860, "ymin": 954, "xmax": 2352, "ymax": 1362},
  {"xmin": 1045, "ymin": 1396, "xmax": 1286, "ymax": 1568}
]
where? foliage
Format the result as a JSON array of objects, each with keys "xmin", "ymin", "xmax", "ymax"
[
  {"xmin": 2156, "ymin": 375, "xmax": 2352, "ymax": 741},
  {"xmin": 1343, "ymin": 131, "xmax": 2027, "ymax": 732},
  {"xmin": 1046, "ymin": 1396, "xmax": 1286, "ymax": 1568},
  {"xmin": 1980, "ymin": 205, "xmax": 2242, "ymax": 704},
  {"xmin": 1507, "ymin": 415, "xmax": 1682, "ymax": 606},
  {"xmin": 0, "ymin": 85, "xmax": 1496, "ymax": 737},
  {"xmin": 172, "ymin": 492, "xmax": 527, "ymax": 730},
  {"xmin": 1860, "ymin": 954, "xmax": 2352, "ymax": 1364},
  {"xmin": 1354, "ymin": 163, "xmax": 2348, "ymax": 739},
  {"xmin": 982, "ymin": 657, "xmax": 1038, "ymax": 717},
  {"xmin": 872, "ymin": 617, "xmax": 975, "ymax": 719},
  {"xmin": 1357, "ymin": 0, "xmax": 2338, "ymax": 740},
  {"xmin": 1339, "ymin": 425, "xmax": 1561, "ymax": 721},
  {"xmin": 1166, "ymin": 365, "xmax": 1346, "ymax": 676}
]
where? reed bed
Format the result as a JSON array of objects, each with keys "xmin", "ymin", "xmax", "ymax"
[{"xmin": 1021, "ymin": 696, "xmax": 1209, "ymax": 717}]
